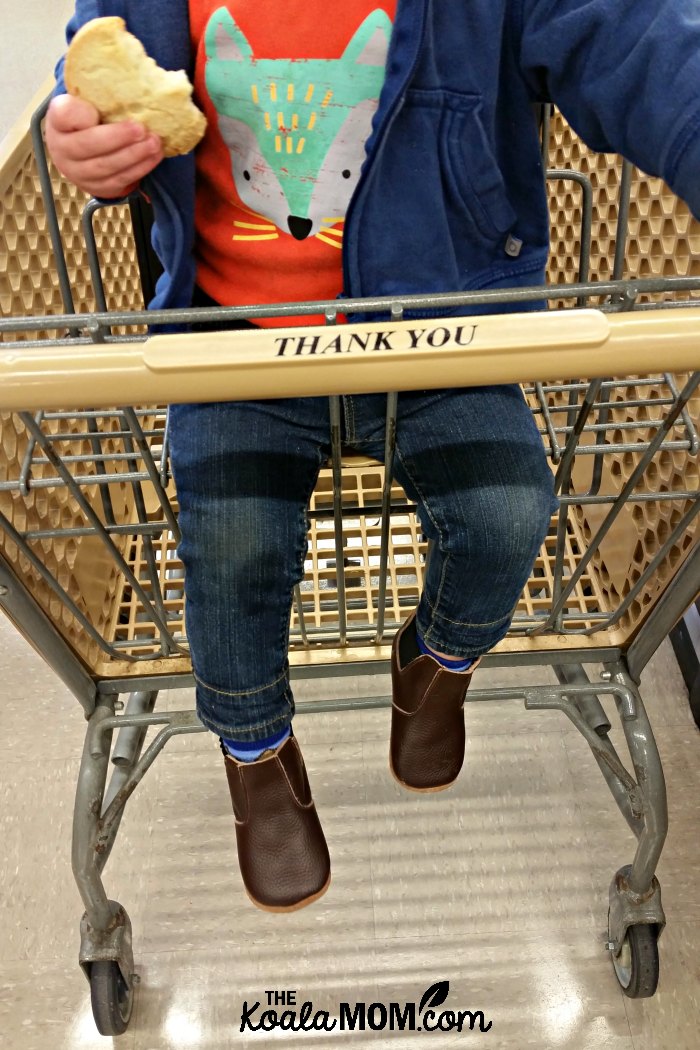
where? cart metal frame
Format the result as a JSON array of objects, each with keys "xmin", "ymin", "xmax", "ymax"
[{"xmin": 0, "ymin": 96, "xmax": 699, "ymax": 1030}]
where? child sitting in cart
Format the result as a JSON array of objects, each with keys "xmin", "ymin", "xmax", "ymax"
[{"xmin": 47, "ymin": 0, "xmax": 700, "ymax": 912}]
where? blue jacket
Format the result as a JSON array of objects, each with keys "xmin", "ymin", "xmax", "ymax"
[{"xmin": 56, "ymin": 0, "xmax": 700, "ymax": 313}]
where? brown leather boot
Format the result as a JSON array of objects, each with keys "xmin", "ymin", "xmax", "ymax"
[
  {"xmin": 222, "ymin": 735, "xmax": 331, "ymax": 912},
  {"xmin": 390, "ymin": 614, "xmax": 477, "ymax": 792}
]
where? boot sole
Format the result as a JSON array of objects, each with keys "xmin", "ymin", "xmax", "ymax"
[
  {"xmin": 389, "ymin": 759, "xmax": 457, "ymax": 793},
  {"xmin": 245, "ymin": 873, "xmax": 331, "ymax": 913}
]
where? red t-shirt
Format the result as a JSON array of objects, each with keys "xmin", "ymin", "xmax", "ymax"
[{"xmin": 189, "ymin": 1, "xmax": 396, "ymax": 325}]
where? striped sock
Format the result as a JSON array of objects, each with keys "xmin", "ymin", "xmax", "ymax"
[
  {"xmin": 416, "ymin": 632, "xmax": 475, "ymax": 672},
  {"xmin": 221, "ymin": 725, "xmax": 291, "ymax": 762}
]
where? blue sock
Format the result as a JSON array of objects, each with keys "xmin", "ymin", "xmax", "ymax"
[
  {"xmin": 222, "ymin": 725, "xmax": 291, "ymax": 762},
  {"xmin": 417, "ymin": 632, "xmax": 475, "ymax": 672}
]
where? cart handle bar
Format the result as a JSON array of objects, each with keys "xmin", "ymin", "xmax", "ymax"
[{"xmin": 1, "ymin": 307, "xmax": 699, "ymax": 412}]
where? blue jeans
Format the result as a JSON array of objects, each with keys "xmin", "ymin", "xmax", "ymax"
[{"xmin": 168, "ymin": 386, "xmax": 557, "ymax": 741}]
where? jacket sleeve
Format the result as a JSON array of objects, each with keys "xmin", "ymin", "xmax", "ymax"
[
  {"xmin": 53, "ymin": 0, "xmax": 103, "ymax": 94},
  {"xmin": 517, "ymin": 0, "xmax": 700, "ymax": 218}
]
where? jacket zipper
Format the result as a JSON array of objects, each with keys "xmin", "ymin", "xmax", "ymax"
[{"xmin": 341, "ymin": 0, "xmax": 429, "ymax": 299}]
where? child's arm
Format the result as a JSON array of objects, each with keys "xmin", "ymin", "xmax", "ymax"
[
  {"xmin": 518, "ymin": 0, "xmax": 700, "ymax": 219},
  {"xmin": 45, "ymin": 93, "xmax": 163, "ymax": 200}
]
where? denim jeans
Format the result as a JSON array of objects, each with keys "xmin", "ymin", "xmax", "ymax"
[{"xmin": 168, "ymin": 385, "xmax": 557, "ymax": 741}]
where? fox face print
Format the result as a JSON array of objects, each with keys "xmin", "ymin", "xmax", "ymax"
[{"xmin": 204, "ymin": 7, "xmax": 392, "ymax": 244}]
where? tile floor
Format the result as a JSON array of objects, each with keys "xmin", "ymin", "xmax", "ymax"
[
  {"xmin": 1, "ymin": 1, "xmax": 75, "ymax": 142},
  {"xmin": 1, "ymin": 610, "xmax": 700, "ymax": 1049}
]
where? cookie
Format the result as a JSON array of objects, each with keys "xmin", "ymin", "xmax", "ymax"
[{"xmin": 64, "ymin": 17, "xmax": 206, "ymax": 157}]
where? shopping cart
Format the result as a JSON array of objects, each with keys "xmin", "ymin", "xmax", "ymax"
[{"xmin": 1, "ymin": 89, "xmax": 699, "ymax": 1035}]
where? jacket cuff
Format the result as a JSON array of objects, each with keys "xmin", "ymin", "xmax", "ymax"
[{"xmin": 53, "ymin": 56, "xmax": 67, "ymax": 97}]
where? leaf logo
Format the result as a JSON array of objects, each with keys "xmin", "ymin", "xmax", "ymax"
[{"xmin": 419, "ymin": 981, "xmax": 450, "ymax": 1015}]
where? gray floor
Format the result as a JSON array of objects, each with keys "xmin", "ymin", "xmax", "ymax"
[
  {"xmin": 2, "ymin": 6, "xmax": 700, "ymax": 1049},
  {"xmin": 1, "ymin": 1, "xmax": 75, "ymax": 143},
  {"xmin": 1, "ymin": 616, "xmax": 700, "ymax": 1049}
]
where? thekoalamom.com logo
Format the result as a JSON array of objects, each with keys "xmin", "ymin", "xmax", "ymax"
[{"xmin": 239, "ymin": 981, "xmax": 493, "ymax": 1035}]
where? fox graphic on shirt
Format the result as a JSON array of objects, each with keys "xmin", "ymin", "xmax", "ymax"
[{"xmin": 204, "ymin": 7, "xmax": 392, "ymax": 243}]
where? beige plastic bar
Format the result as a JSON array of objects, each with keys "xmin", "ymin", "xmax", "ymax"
[{"xmin": 2, "ymin": 307, "xmax": 700, "ymax": 411}]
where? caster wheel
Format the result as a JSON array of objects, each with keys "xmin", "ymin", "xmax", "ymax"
[
  {"xmin": 90, "ymin": 961, "xmax": 134, "ymax": 1035},
  {"xmin": 610, "ymin": 922, "xmax": 660, "ymax": 998}
]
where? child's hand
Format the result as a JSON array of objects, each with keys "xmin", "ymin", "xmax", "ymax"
[{"xmin": 45, "ymin": 94, "xmax": 164, "ymax": 199}]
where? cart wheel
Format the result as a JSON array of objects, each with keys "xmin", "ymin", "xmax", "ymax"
[
  {"xmin": 610, "ymin": 922, "xmax": 660, "ymax": 998},
  {"xmin": 90, "ymin": 961, "xmax": 134, "ymax": 1036}
]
